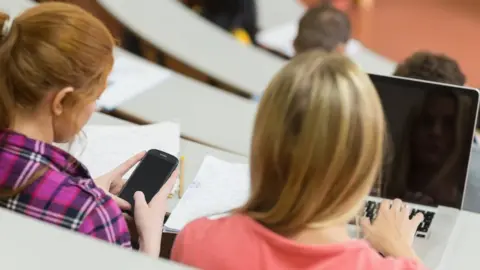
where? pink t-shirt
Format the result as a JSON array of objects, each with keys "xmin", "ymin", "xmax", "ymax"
[{"xmin": 171, "ymin": 214, "xmax": 429, "ymax": 270}]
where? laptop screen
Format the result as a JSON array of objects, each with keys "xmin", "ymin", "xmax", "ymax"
[{"xmin": 370, "ymin": 74, "xmax": 479, "ymax": 209}]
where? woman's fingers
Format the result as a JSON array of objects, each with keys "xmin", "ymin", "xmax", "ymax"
[
  {"xmin": 379, "ymin": 199, "xmax": 391, "ymax": 212},
  {"xmin": 109, "ymin": 192, "xmax": 131, "ymax": 210},
  {"xmin": 110, "ymin": 152, "xmax": 145, "ymax": 178},
  {"xmin": 133, "ymin": 191, "xmax": 148, "ymax": 212},
  {"xmin": 411, "ymin": 212, "xmax": 424, "ymax": 227},
  {"xmin": 392, "ymin": 198, "xmax": 403, "ymax": 212}
]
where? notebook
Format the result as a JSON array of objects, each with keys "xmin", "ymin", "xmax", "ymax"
[
  {"xmin": 164, "ymin": 156, "xmax": 250, "ymax": 233},
  {"xmin": 56, "ymin": 122, "xmax": 180, "ymax": 195}
]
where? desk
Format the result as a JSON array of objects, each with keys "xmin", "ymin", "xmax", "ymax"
[
  {"xmin": 98, "ymin": 0, "xmax": 285, "ymax": 97},
  {"xmin": 438, "ymin": 211, "xmax": 479, "ymax": 269},
  {"xmin": 88, "ymin": 113, "xmax": 248, "ymax": 213},
  {"xmin": 0, "ymin": 208, "xmax": 192, "ymax": 270},
  {"xmin": 114, "ymin": 49, "xmax": 256, "ymax": 156}
]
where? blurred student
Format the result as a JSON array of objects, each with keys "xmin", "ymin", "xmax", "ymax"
[
  {"xmin": 184, "ymin": 0, "xmax": 258, "ymax": 45},
  {"xmin": 393, "ymin": 51, "xmax": 470, "ymax": 144},
  {"xmin": 393, "ymin": 52, "xmax": 473, "ymax": 144},
  {"xmin": 298, "ymin": 0, "xmax": 362, "ymax": 11},
  {"xmin": 394, "ymin": 51, "xmax": 466, "ymax": 86},
  {"xmin": 294, "ymin": 4, "xmax": 351, "ymax": 55},
  {"xmin": 0, "ymin": 3, "xmax": 174, "ymax": 257},
  {"xmin": 171, "ymin": 50, "xmax": 428, "ymax": 269}
]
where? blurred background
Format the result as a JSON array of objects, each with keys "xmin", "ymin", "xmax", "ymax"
[{"xmin": 37, "ymin": 0, "xmax": 480, "ymax": 87}]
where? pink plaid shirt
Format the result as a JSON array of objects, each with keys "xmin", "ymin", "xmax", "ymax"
[{"xmin": 0, "ymin": 130, "xmax": 131, "ymax": 247}]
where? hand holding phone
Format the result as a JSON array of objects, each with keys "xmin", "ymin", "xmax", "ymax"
[
  {"xmin": 119, "ymin": 149, "xmax": 179, "ymax": 209},
  {"xmin": 132, "ymin": 169, "xmax": 178, "ymax": 257},
  {"xmin": 118, "ymin": 149, "xmax": 179, "ymax": 257},
  {"xmin": 93, "ymin": 152, "xmax": 146, "ymax": 211}
]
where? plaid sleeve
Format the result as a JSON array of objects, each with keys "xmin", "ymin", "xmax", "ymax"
[{"xmin": 77, "ymin": 197, "xmax": 132, "ymax": 248}]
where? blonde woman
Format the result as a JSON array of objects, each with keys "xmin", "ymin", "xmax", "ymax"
[{"xmin": 171, "ymin": 50, "xmax": 427, "ymax": 269}]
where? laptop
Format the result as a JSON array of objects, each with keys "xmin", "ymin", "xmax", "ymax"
[{"xmin": 352, "ymin": 74, "xmax": 479, "ymax": 269}]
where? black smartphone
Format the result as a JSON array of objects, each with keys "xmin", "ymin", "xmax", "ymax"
[{"xmin": 119, "ymin": 149, "xmax": 179, "ymax": 210}]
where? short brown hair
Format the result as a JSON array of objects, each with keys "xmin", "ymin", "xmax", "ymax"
[
  {"xmin": 294, "ymin": 4, "xmax": 351, "ymax": 54},
  {"xmin": 394, "ymin": 51, "xmax": 466, "ymax": 86}
]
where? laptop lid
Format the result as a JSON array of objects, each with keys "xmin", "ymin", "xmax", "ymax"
[{"xmin": 369, "ymin": 74, "xmax": 479, "ymax": 209}]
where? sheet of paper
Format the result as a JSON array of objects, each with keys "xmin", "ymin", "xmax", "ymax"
[
  {"xmin": 97, "ymin": 52, "xmax": 172, "ymax": 110},
  {"xmin": 164, "ymin": 156, "xmax": 250, "ymax": 232},
  {"xmin": 56, "ymin": 122, "xmax": 181, "ymax": 195},
  {"xmin": 69, "ymin": 122, "xmax": 180, "ymax": 178}
]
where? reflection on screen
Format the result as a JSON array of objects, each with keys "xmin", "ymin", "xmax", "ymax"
[
  {"xmin": 371, "ymin": 77, "xmax": 477, "ymax": 209},
  {"xmin": 121, "ymin": 154, "xmax": 174, "ymax": 206}
]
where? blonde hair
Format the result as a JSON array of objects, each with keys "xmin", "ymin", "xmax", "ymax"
[{"xmin": 238, "ymin": 50, "xmax": 386, "ymax": 236}]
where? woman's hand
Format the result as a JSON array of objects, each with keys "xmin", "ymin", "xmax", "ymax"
[
  {"xmin": 94, "ymin": 152, "xmax": 145, "ymax": 210},
  {"xmin": 361, "ymin": 199, "xmax": 424, "ymax": 261},
  {"xmin": 134, "ymin": 170, "xmax": 178, "ymax": 257}
]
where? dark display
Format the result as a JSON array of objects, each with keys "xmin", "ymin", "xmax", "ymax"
[{"xmin": 370, "ymin": 75, "xmax": 479, "ymax": 209}]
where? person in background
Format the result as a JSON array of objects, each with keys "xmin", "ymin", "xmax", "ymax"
[
  {"xmin": 393, "ymin": 51, "xmax": 469, "ymax": 139},
  {"xmin": 393, "ymin": 51, "xmax": 472, "ymax": 142},
  {"xmin": 393, "ymin": 51, "xmax": 473, "ymax": 144},
  {"xmin": 394, "ymin": 51, "xmax": 466, "ymax": 86},
  {"xmin": 171, "ymin": 50, "xmax": 427, "ymax": 269},
  {"xmin": 184, "ymin": 0, "xmax": 258, "ymax": 45},
  {"xmin": 298, "ymin": 0, "xmax": 373, "ymax": 10},
  {"xmin": 0, "ymin": 3, "xmax": 174, "ymax": 257},
  {"xmin": 294, "ymin": 4, "xmax": 351, "ymax": 55}
]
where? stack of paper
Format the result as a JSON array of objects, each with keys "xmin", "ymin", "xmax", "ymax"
[
  {"xmin": 164, "ymin": 156, "xmax": 250, "ymax": 233},
  {"xmin": 57, "ymin": 122, "xmax": 180, "ymax": 195},
  {"xmin": 97, "ymin": 49, "xmax": 172, "ymax": 110}
]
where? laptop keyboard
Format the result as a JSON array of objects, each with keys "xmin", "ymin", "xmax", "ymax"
[{"xmin": 364, "ymin": 200, "xmax": 435, "ymax": 237}]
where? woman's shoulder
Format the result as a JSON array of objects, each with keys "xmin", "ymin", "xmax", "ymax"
[
  {"xmin": 181, "ymin": 213, "xmax": 249, "ymax": 239},
  {"xmin": 171, "ymin": 213, "xmax": 255, "ymax": 266},
  {"xmin": 173, "ymin": 214, "xmax": 251, "ymax": 252},
  {"xmin": 374, "ymin": 256, "xmax": 429, "ymax": 270}
]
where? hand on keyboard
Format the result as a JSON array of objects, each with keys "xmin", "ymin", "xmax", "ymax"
[{"xmin": 361, "ymin": 199, "xmax": 424, "ymax": 261}]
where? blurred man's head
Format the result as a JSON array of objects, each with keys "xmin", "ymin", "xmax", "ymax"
[
  {"xmin": 394, "ymin": 51, "xmax": 466, "ymax": 86},
  {"xmin": 298, "ymin": 0, "xmax": 323, "ymax": 9},
  {"xmin": 394, "ymin": 52, "xmax": 474, "ymax": 129},
  {"xmin": 293, "ymin": 4, "xmax": 351, "ymax": 54}
]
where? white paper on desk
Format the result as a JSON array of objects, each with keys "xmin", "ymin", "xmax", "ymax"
[
  {"xmin": 164, "ymin": 156, "xmax": 250, "ymax": 232},
  {"xmin": 57, "ymin": 122, "xmax": 180, "ymax": 195},
  {"xmin": 97, "ymin": 54, "xmax": 172, "ymax": 110}
]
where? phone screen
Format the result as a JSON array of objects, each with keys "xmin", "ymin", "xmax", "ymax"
[{"xmin": 119, "ymin": 151, "xmax": 178, "ymax": 208}]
